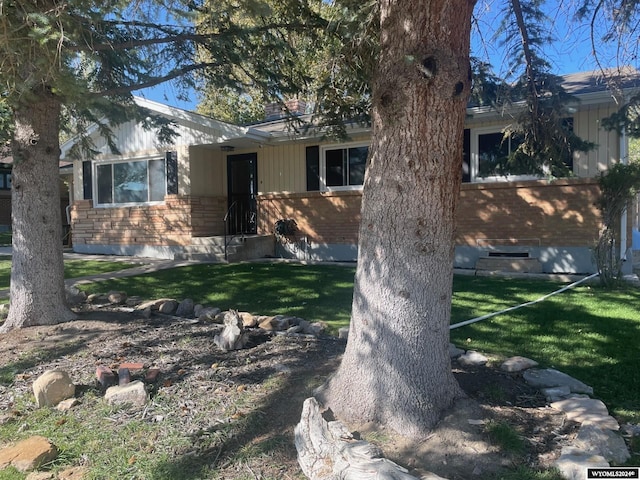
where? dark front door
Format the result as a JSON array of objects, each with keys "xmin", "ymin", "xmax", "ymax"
[{"xmin": 227, "ymin": 153, "xmax": 258, "ymax": 234}]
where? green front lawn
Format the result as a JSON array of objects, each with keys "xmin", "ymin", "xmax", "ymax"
[
  {"xmin": 79, "ymin": 262, "xmax": 640, "ymax": 425},
  {"xmin": 0, "ymin": 256, "xmax": 137, "ymax": 291}
]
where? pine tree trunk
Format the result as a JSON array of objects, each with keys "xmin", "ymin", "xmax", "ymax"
[
  {"xmin": 317, "ymin": 0, "xmax": 475, "ymax": 438},
  {"xmin": 0, "ymin": 87, "xmax": 76, "ymax": 332}
]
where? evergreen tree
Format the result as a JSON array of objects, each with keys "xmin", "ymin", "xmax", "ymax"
[{"xmin": 0, "ymin": 0, "xmax": 326, "ymax": 332}]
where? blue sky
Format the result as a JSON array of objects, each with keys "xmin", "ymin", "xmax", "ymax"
[{"xmin": 138, "ymin": 1, "xmax": 623, "ymax": 112}]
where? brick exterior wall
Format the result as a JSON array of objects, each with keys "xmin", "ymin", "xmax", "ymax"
[
  {"xmin": 258, "ymin": 179, "xmax": 604, "ymax": 249},
  {"xmin": 456, "ymin": 178, "xmax": 602, "ymax": 248},
  {"xmin": 258, "ymin": 190, "xmax": 362, "ymax": 244},
  {"xmin": 70, "ymin": 195, "xmax": 227, "ymax": 247}
]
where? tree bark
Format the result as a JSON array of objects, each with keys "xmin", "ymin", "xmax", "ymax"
[
  {"xmin": 316, "ymin": 0, "xmax": 476, "ymax": 438},
  {"xmin": 0, "ymin": 87, "xmax": 76, "ymax": 333}
]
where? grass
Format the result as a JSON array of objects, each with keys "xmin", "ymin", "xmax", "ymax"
[
  {"xmin": 0, "ymin": 256, "xmax": 137, "ymax": 291},
  {"xmin": 77, "ymin": 262, "xmax": 357, "ymax": 329},
  {"xmin": 485, "ymin": 420, "xmax": 525, "ymax": 454},
  {"xmin": 449, "ymin": 275, "xmax": 640, "ymax": 425},
  {"xmin": 78, "ymin": 262, "xmax": 640, "ymax": 427},
  {"xmin": 3, "ymin": 262, "xmax": 639, "ymax": 477}
]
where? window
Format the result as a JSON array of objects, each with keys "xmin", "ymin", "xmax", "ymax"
[
  {"xmin": 471, "ymin": 119, "xmax": 576, "ymax": 182},
  {"xmin": 94, "ymin": 157, "xmax": 170, "ymax": 206},
  {"xmin": 471, "ymin": 128, "xmax": 538, "ymax": 182},
  {"xmin": 477, "ymin": 130, "xmax": 527, "ymax": 178},
  {"xmin": 320, "ymin": 143, "xmax": 369, "ymax": 190}
]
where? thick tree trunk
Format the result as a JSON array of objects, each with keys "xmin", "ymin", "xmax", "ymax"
[
  {"xmin": 317, "ymin": 0, "xmax": 476, "ymax": 438},
  {"xmin": 0, "ymin": 87, "xmax": 76, "ymax": 333}
]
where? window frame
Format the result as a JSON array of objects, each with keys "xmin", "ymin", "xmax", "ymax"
[
  {"xmin": 92, "ymin": 155, "xmax": 168, "ymax": 208},
  {"xmin": 471, "ymin": 126, "xmax": 541, "ymax": 183},
  {"xmin": 319, "ymin": 141, "xmax": 369, "ymax": 191}
]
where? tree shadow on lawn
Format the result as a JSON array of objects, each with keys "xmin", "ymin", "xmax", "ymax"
[{"xmin": 450, "ymin": 291, "xmax": 640, "ymax": 422}]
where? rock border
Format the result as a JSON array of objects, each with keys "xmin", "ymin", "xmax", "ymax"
[{"xmin": 294, "ymin": 342, "xmax": 635, "ymax": 480}]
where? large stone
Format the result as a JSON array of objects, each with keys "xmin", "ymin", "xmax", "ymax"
[
  {"xmin": 136, "ymin": 298, "xmax": 175, "ymax": 311},
  {"xmin": 573, "ymin": 424, "xmax": 630, "ymax": 464},
  {"xmin": 65, "ymin": 285, "xmax": 87, "ymax": 305},
  {"xmin": 239, "ymin": 311, "xmax": 258, "ymax": 328},
  {"xmin": 0, "ymin": 436, "xmax": 58, "ymax": 472},
  {"xmin": 197, "ymin": 306, "xmax": 222, "ymax": 322},
  {"xmin": 158, "ymin": 300, "xmax": 178, "ymax": 314},
  {"xmin": 33, "ymin": 370, "xmax": 75, "ymax": 408},
  {"xmin": 551, "ymin": 398, "xmax": 620, "ymax": 430},
  {"xmin": 105, "ymin": 380, "xmax": 148, "ymax": 407},
  {"xmin": 541, "ymin": 385, "xmax": 572, "ymax": 402},
  {"xmin": 176, "ymin": 298, "xmax": 195, "ymax": 317},
  {"xmin": 457, "ymin": 351, "xmax": 488, "ymax": 366},
  {"xmin": 523, "ymin": 368, "xmax": 594, "ymax": 395},
  {"xmin": 555, "ymin": 448, "xmax": 609, "ymax": 480},
  {"xmin": 449, "ymin": 344, "xmax": 465, "ymax": 358},
  {"xmin": 107, "ymin": 290, "xmax": 127, "ymax": 304},
  {"xmin": 258, "ymin": 315, "xmax": 290, "ymax": 331},
  {"xmin": 500, "ymin": 356, "xmax": 538, "ymax": 373}
]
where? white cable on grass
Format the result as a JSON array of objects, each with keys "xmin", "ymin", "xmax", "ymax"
[{"xmin": 449, "ymin": 273, "xmax": 600, "ymax": 330}]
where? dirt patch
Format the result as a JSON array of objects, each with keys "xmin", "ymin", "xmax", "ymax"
[{"xmin": 0, "ymin": 305, "xmax": 576, "ymax": 479}]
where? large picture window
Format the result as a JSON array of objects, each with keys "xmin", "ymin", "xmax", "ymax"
[
  {"xmin": 320, "ymin": 143, "xmax": 369, "ymax": 190},
  {"xmin": 95, "ymin": 157, "xmax": 168, "ymax": 206}
]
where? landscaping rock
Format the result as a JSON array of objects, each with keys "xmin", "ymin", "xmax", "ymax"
[
  {"xmin": 125, "ymin": 296, "xmax": 143, "ymax": 307},
  {"xmin": 158, "ymin": 300, "xmax": 178, "ymax": 314},
  {"xmin": 107, "ymin": 290, "xmax": 127, "ymax": 304},
  {"xmin": 457, "ymin": 351, "xmax": 488, "ymax": 366},
  {"xmin": 58, "ymin": 466, "xmax": 90, "ymax": 480},
  {"xmin": 86, "ymin": 293, "xmax": 109, "ymax": 305},
  {"xmin": 551, "ymin": 398, "xmax": 620, "ymax": 430},
  {"xmin": 523, "ymin": 368, "xmax": 594, "ymax": 395},
  {"xmin": 541, "ymin": 385, "xmax": 572, "ymax": 402},
  {"xmin": 554, "ymin": 448, "xmax": 609, "ymax": 480},
  {"xmin": 258, "ymin": 315, "xmax": 290, "ymax": 331},
  {"xmin": 0, "ymin": 436, "xmax": 58, "ymax": 472},
  {"xmin": 500, "ymin": 356, "xmax": 538, "ymax": 372},
  {"xmin": 449, "ymin": 343, "xmax": 465, "ymax": 358},
  {"xmin": 56, "ymin": 398, "xmax": 80, "ymax": 411},
  {"xmin": 105, "ymin": 380, "xmax": 148, "ymax": 406},
  {"xmin": 306, "ymin": 321, "xmax": 327, "ymax": 335},
  {"xmin": 338, "ymin": 327, "xmax": 349, "ymax": 340},
  {"xmin": 32, "ymin": 370, "xmax": 75, "ymax": 408},
  {"xmin": 26, "ymin": 472, "xmax": 54, "ymax": 480},
  {"xmin": 239, "ymin": 311, "xmax": 257, "ymax": 328},
  {"xmin": 65, "ymin": 285, "xmax": 87, "ymax": 305},
  {"xmin": 197, "ymin": 306, "xmax": 222, "ymax": 321},
  {"xmin": 176, "ymin": 298, "xmax": 195, "ymax": 317},
  {"xmin": 573, "ymin": 424, "xmax": 630, "ymax": 464},
  {"xmin": 136, "ymin": 298, "xmax": 174, "ymax": 311}
]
